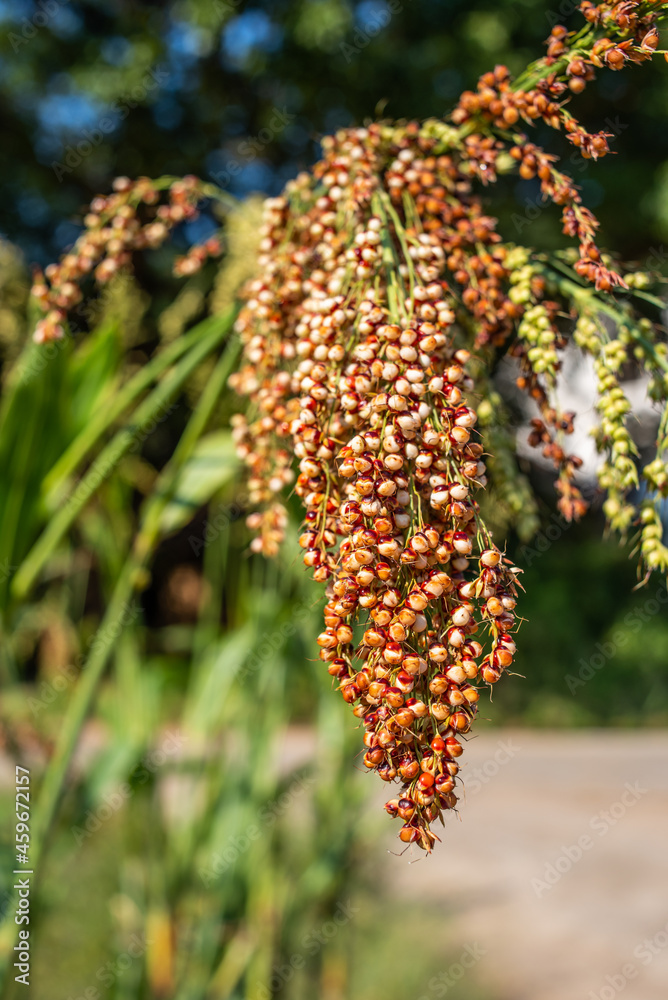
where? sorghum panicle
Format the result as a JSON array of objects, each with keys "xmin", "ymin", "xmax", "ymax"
[
  {"xmin": 230, "ymin": 1, "xmax": 668, "ymax": 849},
  {"xmin": 30, "ymin": 175, "xmax": 222, "ymax": 344},
  {"xmin": 29, "ymin": 0, "xmax": 668, "ymax": 851},
  {"xmin": 229, "ymin": 124, "xmax": 530, "ymax": 850}
]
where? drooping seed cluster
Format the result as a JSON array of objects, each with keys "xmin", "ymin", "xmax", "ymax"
[
  {"xmin": 452, "ymin": 1, "xmax": 666, "ymax": 294},
  {"xmin": 30, "ymin": 175, "xmax": 222, "ymax": 343},
  {"xmin": 229, "ymin": 2, "xmax": 668, "ymax": 849},
  {"xmin": 228, "ymin": 124, "xmax": 534, "ymax": 850}
]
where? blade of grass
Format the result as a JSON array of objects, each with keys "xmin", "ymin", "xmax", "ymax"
[
  {"xmin": 0, "ymin": 316, "xmax": 240, "ymax": 987},
  {"xmin": 11, "ymin": 310, "xmax": 237, "ymax": 603},
  {"xmin": 0, "ymin": 338, "xmax": 72, "ymax": 607},
  {"xmin": 41, "ymin": 313, "xmax": 225, "ymax": 503}
]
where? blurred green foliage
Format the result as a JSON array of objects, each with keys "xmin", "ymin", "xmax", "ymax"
[{"xmin": 497, "ymin": 523, "xmax": 668, "ymax": 727}]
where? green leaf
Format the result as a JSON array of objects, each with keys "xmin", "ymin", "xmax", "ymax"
[
  {"xmin": 68, "ymin": 319, "xmax": 123, "ymax": 430},
  {"xmin": 159, "ymin": 431, "xmax": 240, "ymax": 535}
]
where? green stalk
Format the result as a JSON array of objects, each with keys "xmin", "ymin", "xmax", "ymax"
[
  {"xmin": 511, "ymin": 26, "xmax": 593, "ymax": 93},
  {"xmin": 11, "ymin": 310, "xmax": 235, "ymax": 602},
  {"xmin": 0, "ymin": 320, "xmax": 240, "ymax": 987},
  {"xmin": 42, "ymin": 314, "xmax": 224, "ymax": 503},
  {"xmin": 538, "ymin": 262, "xmax": 668, "ymax": 375},
  {"xmin": 144, "ymin": 174, "xmax": 237, "ymax": 211},
  {"xmin": 0, "ymin": 338, "xmax": 72, "ymax": 610}
]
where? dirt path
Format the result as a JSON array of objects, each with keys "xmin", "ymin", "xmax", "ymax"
[
  {"xmin": 4, "ymin": 725, "xmax": 665, "ymax": 998},
  {"xmin": 377, "ymin": 730, "xmax": 668, "ymax": 1000}
]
